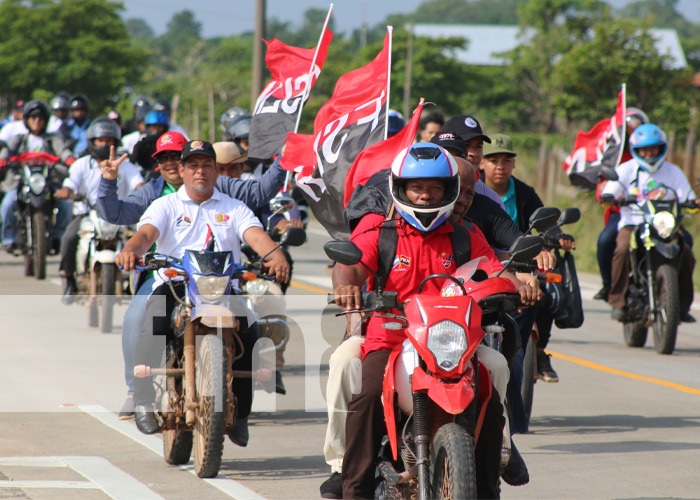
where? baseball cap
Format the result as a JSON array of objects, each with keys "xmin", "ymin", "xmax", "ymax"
[
  {"xmin": 181, "ymin": 140, "xmax": 216, "ymax": 162},
  {"xmin": 483, "ymin": 133, "xmax": 517, "ymax": 157},
  {"xmin": 441, "ymin": 115, "xmax": 491, "ymax": 143},
  {"xmin": 430, "ymin": 132, "xmax": 468, "ymax": 157},
  {"xmin": 151, "ymin": 131, "xmax": 188, "ymax": 158},
  {"xmin": 213, "ymin": 142, "xmax": 247, "ymax": 164},
  {"xmin": 13, "ymin": 100, "xmax": 25, "ymax": 111}
]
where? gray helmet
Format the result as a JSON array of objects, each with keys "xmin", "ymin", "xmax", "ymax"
[
  {"xmin": 135, "ymin": 105, "xmax": 152, "ymax": 123},
  {"xmin": 88, "ymin": 117, "xmax": 122, "ymax": 143},
  {"xmin": 70, "ymin": 94, "xmax": 90, "ymax": 112},
  {"xmin": 220, "ymin": 106, "xmax": 247, "ymax": 133},
  {"xmin": 152, "ymin": 98, "xmax": 171, "ymax": 115},
  {"xmin": 22, "ymin": 100, "xmax": 50, "ymax": 131},
  {"xmin": 132, "ymin": 94, "xmax": 151, "ymax": 109},
  {"xmin": 50, "ymin": 92, "xmax": 71, "ymax": 112},
  {"xmin": 225, "ymin": 113, "xmax": 252, "ymax": 140}
]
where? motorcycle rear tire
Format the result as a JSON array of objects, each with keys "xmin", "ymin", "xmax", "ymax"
[
  {"xmin": 32, "ymin": 210, "xmax": 47, "ymax": 280},
  {"xmin": 431, "ymin": 423, "xmax": 477, "ymax": 500},
  {"xmin": 193, "ymin": 334, "xmax": 227, "ymax": 478},
  {"xmin": 101, "ymin": 264, "xmax": 115, "ymax": 333},
  {"xmin": 653, "ymin": 264, "xmax": 680, "ymax": 355},
  {"xmin": 521, "ymin": 333, "xmax": 537, "ymax": 419}
]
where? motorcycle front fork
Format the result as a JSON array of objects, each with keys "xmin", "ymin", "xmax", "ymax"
[{"xmin": 412, "ymin": 391, "xmax": 431, "ymax": 500}]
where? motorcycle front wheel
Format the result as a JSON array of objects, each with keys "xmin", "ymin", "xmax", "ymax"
[
  {"xmin": 431, "ymin": 423, "xmax": 477, "ymax": 500},
  {"xmin": 101, "ymin": 263, "xmax": 116, "ymax": 333},
  {"xmin": 193, "ymin": 334, "xmax": 227, "ymax": 478},
  {"xmin": 521, "ymin": 332, "xmax": 537, "ymax": 419},
  {"xmin": 31, "ymin": 210, "xmax": 48, "ymax": 280},
  {"xmin": 162, "ymin": 352, "xmax": 193, "ymax": 465},
  {"xmin": 653, "ymin": 264, "xmax": 680, "ymax": 355}
]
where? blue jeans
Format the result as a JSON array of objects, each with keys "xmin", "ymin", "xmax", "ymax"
[
  {"xmin": 1, "ymin": 188, "xmax": 72, "ymax": 246},
  {"xmin": 597, "ymin": 212, "xmax": 620, "ymax": 289},
  {"xmin": 122, "ymin": 275, "xmax": 156, "ymax": 396}
]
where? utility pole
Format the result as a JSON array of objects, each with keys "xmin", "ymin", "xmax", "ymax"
[
  {"xmin": 251, "ymin": 0, "xmax": 266, "ymax": 111},
  {"xmin": 360, "ymin": 0, "xmax": 367, "ymax": 47}
]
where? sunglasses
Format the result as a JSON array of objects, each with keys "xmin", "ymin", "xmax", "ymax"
[{"xmin": 155, "ymin": 152, "xmax": 181, "ymax": 164}]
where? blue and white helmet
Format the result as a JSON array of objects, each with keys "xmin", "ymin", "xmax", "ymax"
[
  {"xmin": 630, "ymin": 123, "xmax": 667, "ymax": 173},
  {"xmin": 389, "ymin": 142, "xmax": 460, "ymax": 233}
]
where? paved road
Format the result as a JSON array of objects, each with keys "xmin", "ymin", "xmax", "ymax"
[{"xmin": 1, "ymin": 221, "xmax": 699, "ymax": 499}]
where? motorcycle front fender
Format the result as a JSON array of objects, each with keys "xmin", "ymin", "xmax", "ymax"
[
  {"xmin": 192, "ymin": 305, "xmax": 236, "ymax": 329},
  {"xmin": 652, "ymin": 240, "xmax": 679, "ymax": 260},
  {"xmin": 28, "ymin": 193, "xmax": 49, "ymax": 209},
  {"xmin": 412, "ymin": 366, "xmax": 475, "ymax": 416},
  {"xmin": 93, "ymin": 249, "xmax": 117, "ymax": 264}
]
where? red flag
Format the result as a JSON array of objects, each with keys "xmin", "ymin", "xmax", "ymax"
[
  {"xmin": 248, "ymin": 16, "xmax": 334, "ymax": 160},
  {"xmin": 563, "ymin": 86, "xmax": 626, "ymax": 191},
  {"xmin": 343, "ymin": 101, "xmax": 424, "ymax": 206},
  {"xmin": 301, "ymin": 29, "xmax": 393, "ymax": 239}
]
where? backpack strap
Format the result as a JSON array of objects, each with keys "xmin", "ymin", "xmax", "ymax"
[
  {"xmin": 448, "ymin": 219, "xmax": 472, "ymax": 267},
  {"xmin": 376, "ymin": 218, "xmax": 399, "ymax": 291}
]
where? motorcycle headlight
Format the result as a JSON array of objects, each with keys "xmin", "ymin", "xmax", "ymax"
[
  {"xmin": 245, "ymin": 278, "xmax": 269, "ymax": 297},
  {"xmin": 427, "ymin": 320, "xmax": 467, "ymax": 372},
  {"xmin": 194, "ymin": 274, "xmax": 231, "ymax": 300},
  {"xmin": 28, "ymin": 173, "xmax": 46, "ymax": 195},
  {"xmin": 652, "ymin": 211, "xmax": 675, "ymax": 239}
]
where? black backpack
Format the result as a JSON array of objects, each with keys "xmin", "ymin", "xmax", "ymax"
[{"xmin": 545, "ymin": 249, "xmax": 584, "ymax": 329}]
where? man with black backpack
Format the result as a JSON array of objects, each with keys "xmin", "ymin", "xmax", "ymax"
[{"xmin": 329, "ymin": 143, "xmax": 540, "ymax": 499}]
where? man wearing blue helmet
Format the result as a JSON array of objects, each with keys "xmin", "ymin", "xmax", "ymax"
[
  {"xmin": 602, "ymin": 123, "xmax": 699, "ymax": 322},
  {"xmin": 332, "ymin": 142, "xmax": 540, "ymax": 499}
]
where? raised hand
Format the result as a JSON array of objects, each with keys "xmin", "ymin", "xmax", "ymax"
[{"xmin": 100, "ymin": 146, "xmax": 129, "ymax": 181}]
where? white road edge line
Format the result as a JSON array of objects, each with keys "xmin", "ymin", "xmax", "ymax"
[
  {"xmin": 79, "ymin": 405, "xmax": 269, "ymax": 500},
  {"xmin": 0, "ymin": 480, "xmax": 98, "ymax": 489}
]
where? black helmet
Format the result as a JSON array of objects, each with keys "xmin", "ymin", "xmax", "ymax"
[
  {"xmin": 50, "ymin": 92, "xmax": 71, "ymax": 112},
  {"xmin": 132, "ymin": 94, "xmax": 151, "ymax": 109},
  {"xmin": 88, "ymin": 117, "xmax": 121, "ymax": 142},
  {"xmin": 70, "ymin": 94, "xmax": 90, "ymax": 112},
  {"xmin": 22, "ymin": 100, "xmax": 50, "ymax": 131},
  {"xmin": 152, "ymin": 98, "xmax": 172, "ymax": 115},
  {"xmin": 135, "ymin": 105, "xmax": 152, "ymax": 123}
]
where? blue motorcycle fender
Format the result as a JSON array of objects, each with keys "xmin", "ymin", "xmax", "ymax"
[
  {"xmin": 653, "ymin": 240, "xmax": 679, "ymax": 260},
  {"xmin": 192, "ymin": 305, "xmax": 236, "ymax": 329}
]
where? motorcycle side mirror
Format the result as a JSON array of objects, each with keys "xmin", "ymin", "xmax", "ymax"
[
  {"xmin": 509, "ymin": 235, "xmax": 545, "ymax": 262},
  {"xmin": 558, "ymin": 207, "xmax": 581, "ymax": 226},
  {"xmin": 600, "ymin": 166, "xmax": 619, "ymax": 181},
  {"xmin": 527, "ymin": 207, "xmax": 561, "ymax": 233},
  {"xmin": 280, "ymin": 227, "xmax": 306, "ymax": 247},
  {"xmin": 324, "ymin": 240, "xmax": 363, "ymax": 266},
  {"xmin": 269, "ymin": 196, "xmax": 296, "ymax": 215}
]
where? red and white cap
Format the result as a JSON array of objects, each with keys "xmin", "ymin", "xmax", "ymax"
[{"xmin": 151, "ymin": 131, "xmax": 188, "ymax": 158}]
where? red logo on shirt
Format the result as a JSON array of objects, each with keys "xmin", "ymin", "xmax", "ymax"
[
  {"xmin": 214, "ymin": 213, "xmax": 230, "ymax": 225},
  {"xmin": 438, "ymin": 252, "xmax": 455, "ymax": 269}
]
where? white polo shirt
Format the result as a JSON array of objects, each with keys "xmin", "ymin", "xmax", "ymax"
[
  {"xmin": 602, "ymin": 159, "xmax": 695, "ymax": 230},
  {"xmin": 137, "ymin": 186, "xmax": 262, "ymax": 281},
  {"xmin": 63, "ymin": 155, "xmax": 144, "ymax": 215}
]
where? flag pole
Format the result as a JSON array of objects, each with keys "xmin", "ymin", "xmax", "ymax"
[
  {"xmin": 384, "ymin": 26, "xmax": 393, "ymax": 141},
  {"xmin": 286, "ymin": 3, "xmax": 333, "ymax": 187}
]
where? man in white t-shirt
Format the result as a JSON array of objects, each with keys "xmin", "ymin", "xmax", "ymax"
[
  {"xmin": 55, "ymin": 118, "xmax": 144, "ymax": 301},
  {"xmin": 116, "ymin": 140, "xmax": 289, "ymax": 436},
  {"xmin": 602, "ymin": 123, "xmax": 699, "ymax": 322}
]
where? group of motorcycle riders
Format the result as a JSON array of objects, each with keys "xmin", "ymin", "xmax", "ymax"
[{"xmin": 0, "ymin": 90, "xmax": 697, "ymax": 499}]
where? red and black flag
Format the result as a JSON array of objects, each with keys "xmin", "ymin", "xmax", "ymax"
[
  {"xmin": 563, "ymin": 84, "xmax": 626, "ymax": 191},
  {"xmin": 248, "ymin": 7, "xmax": 333, "ymax": 161},
  {"xmin": 282, "ymin": 28, "xmax": 393, "ymax": 239}
]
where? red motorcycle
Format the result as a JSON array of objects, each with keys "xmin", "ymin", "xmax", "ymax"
[{"xmin": 324, "ymin": 235, "xmax": 543, "ymax": 500}]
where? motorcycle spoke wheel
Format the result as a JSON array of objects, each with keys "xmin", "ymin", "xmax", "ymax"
[
  {"xmin": 162, "ymin": 350, "xmax": 192, "ymax": 465},
  {"xmin": 193, "ymin": 334, "xmax": 227, "ymax": 478},
  {"xmin": 653, "ymin": 264, "xmax": 680, "ymax": 355},
  {"xmin": 430, "ymin": 423, "xmax": 476, "ymax": 500}
]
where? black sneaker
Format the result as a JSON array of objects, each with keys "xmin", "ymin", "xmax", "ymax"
[
  {"xmin": 320, "ymin": 472, "xmax": 342, "ymax": 499},
  {"xmin": 593, "ymin": 286, "xmax": 609, "ymax": 301},
  {"xmin": 61, "ymin": 276, "xmax": 79, "ymax": 305},
  {"xmin": 227, "ymin": 416, "xmax": 249, "ymax": 447},
  {"xmin": 501, "ymin": 441, "xmax": 529, "ymax": 486},
  {"xmin": 681, "ymin": 312, "xmax": 696, "ymax": 323},
  {"xmin": 275, "ymin": 371, "xmax": 286, "ymax": 395},
  {"xmin": 118, "ymin": 396, "xmax": 134, "ymax": 420},
  {"xmin": 536, "ymin": 350, "xmax": 559, "ymax": 383}
]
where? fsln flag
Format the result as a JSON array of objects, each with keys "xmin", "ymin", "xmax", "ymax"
[
  {"xmin": 248, "ymin": 16, "xmax": 333, "ymax": 160},
  {"xmin": 563, "ymin": 85, "xmax": 626, "ymax": 191},
  {"xmin": 343, "ymin": 99, "xmax": 425, "ymax": 207},
  {"xmin": 287, "ymin": 28, "xmax": 393, "ymax": 239}
]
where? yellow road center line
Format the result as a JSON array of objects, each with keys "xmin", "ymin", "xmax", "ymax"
[
  {"xmin": 549, "ymin": 350, "xmax": 700, "ymax": 396},
  {"xmin": 289, "ymin": 280, "xmax": 331, "ymax": 295}
]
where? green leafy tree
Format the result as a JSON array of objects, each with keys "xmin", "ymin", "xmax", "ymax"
[{"xmin": 0, "ymin": 0, "xmax": 147, "ymax": 110}]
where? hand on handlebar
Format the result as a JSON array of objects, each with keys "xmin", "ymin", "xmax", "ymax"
[
  {"xmin": 517, "ymin": 281, "xmax": 542, "ymax": 307},
  {"xmin": 262, "ymin": 248, "xmax": 290, "ymax": 284},
  {"xmin": 535, "ymin": 250, "xmax": 555, "ymax": 272},
  {"xmin": 558, "ymin": 233, "xmax": 575, "ymax": 251},
  {"xmin": 333, "ymin": 284, "xmax": 363, "ymax": 311},
  {"xmin": 116, "ymin": 251, "xmax": 140, "ymax": 272}
]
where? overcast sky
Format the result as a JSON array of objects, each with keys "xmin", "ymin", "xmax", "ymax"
[{"xmin": 120, "ymin": 0, "xmax": 700, "ymax": 38}]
